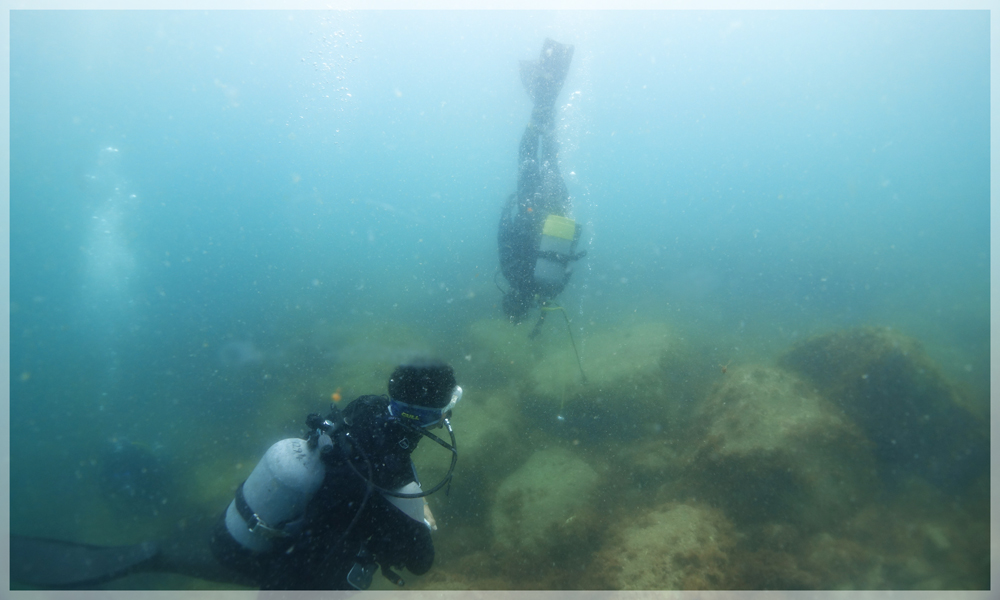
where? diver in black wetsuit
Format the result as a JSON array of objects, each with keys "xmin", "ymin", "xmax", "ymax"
[
  {"xmin": 498, "ymin": 38, "xmax": 586, "ymax": 337},
  {"xmin": 11, "ymin": 360, "xmax": 462, "ymax": 591}
]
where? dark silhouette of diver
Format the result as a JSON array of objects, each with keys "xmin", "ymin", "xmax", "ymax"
[
  {"xmin": 11, "ymin": 360, "xmax": 462, "ymax": 590},
  {"xmin": 498, "ymin": 38, "xmax": 586, "ymax": 339}
]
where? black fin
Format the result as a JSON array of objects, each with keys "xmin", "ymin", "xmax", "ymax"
[
  {"xmin": 520, "ymin": 38, "xmax": 575, "ymax": 108},
  {"xmin": 10, "ymin": 534, "xmax": 160, "ymax": 588}
]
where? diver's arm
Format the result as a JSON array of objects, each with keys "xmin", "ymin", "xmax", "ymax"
[{"xmin": 367, "ymin": 494, "xmax": 435, "ymax": 577}]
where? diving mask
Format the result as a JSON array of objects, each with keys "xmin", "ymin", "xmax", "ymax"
[{"xmin": 388, "ymin": 386, "xmax": 462, "ymax": 428}]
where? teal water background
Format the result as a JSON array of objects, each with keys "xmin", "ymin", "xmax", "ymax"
[{"xmin": 9, "ymin": 10, "xmax": 990, "ymax": 590}]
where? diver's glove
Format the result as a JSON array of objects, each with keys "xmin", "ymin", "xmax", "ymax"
[{"xmin": 381, "ymin": 564, "xmax": 405, "ymax": 587}]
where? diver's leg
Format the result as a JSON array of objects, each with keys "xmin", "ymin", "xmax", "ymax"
[
  {"xmin": 10, "ymin": 515, "xmax": 255, "ymax": 589},
  {"xmin": 538, "ymin": 128, "xmax": 570, "ymax": 215},
  {"xmin": 10, "ymin": 535, "xmax": 161, "ymax": 588},
  {"xmin": 521, "ymin": 39, "xmax": 574, "ymax": 127},
  {"xmin": 518, "ymin": 39, "xmax": 574, "ymax": 207},
  {"xmin": 152, "ymin": 512, "xmax": 258, "ymax": 587},
  {"xmin": 536, "ymin": 38, "xmax": 575, "ymax": 105},
  {"xmin": 516, "ymin": 123, "xmax": 542, "ymax": 204}
]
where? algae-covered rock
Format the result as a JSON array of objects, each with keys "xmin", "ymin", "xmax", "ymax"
[
  {"xmin": 315, "ymin": 321, "xmax": 437, "ymax": 397},
  {"xmin": 690, "ymin": 365, "xmax": 876, "ymax": 529},
  {"xmin": 592, "ymin": 503, "xmax": 735, "ymax": 589},
  {"xmin": 777, "ymin": 326, "xmax": 989, "ymax": 489},
  {"xmin": 611, "ymin": 437, "xmax": 691, "ymax": 498},
  {"xmin": 238, "ymin": 320, "xmax": 442, "ymax": 437},
  {"xmin": 521, "ymin": 321, "xmax": 691, "ymax": 440},
  {"xmin": 490, "ymin": 446, "xmax": 601, "ymax": 559},
  {"xmin": 448, "ymin": 388, "xmax": 529, "ymax": 482},
  {"xmin": 460, "ymin": 318, "xmax": 564, "ymax": 388},
  {"xmin": 414, "ymin": 386, "xmax": 530, "ymax": 526}
]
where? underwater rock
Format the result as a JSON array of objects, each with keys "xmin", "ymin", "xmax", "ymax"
[
  {"xmin": 689, "ymin": 365, "xmax": 876, "ymax": 530},
  {"xmin": 411, "ymin": 387, "xmax": 531, "ymax": 526},
  {"xmin": 453, "ymin": 388, "xmax": 528, "ymax": 471},
  {"xmin": 246, "ymin": 321, "xmax": 441, "ymax": 435},
  {"xmin": 592, "ymin": 502, "xmax": 735, "ymax": 589},
  {"xmin": 490, "ymin": 446, "xmax": 601, "ymax": 561},
  {"xmin": 521, "ymin": 321, "xmax": 692, "ymax": 441},
  {"xmin": 612, "ymin": 436, "xmax": 691, "ymax": 497},
  {"xmin": 777, "ymin": 326, "xmax": 989, "ymax": 489},
  {"xmin": 461, "ymin": 318, "xmax": 552, "ymax": 387}
]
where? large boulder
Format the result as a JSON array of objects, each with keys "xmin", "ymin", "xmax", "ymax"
[
  {"xmin": 520, "ymin": 321, "xmax": 697, "ymax": 441},
  {"xmin": 442, "ymin": 386, "xmax": 528, "ymax": 479},
  {"xmin": 313, "ymin": 321, "xmax": 437, "ymax": 397},
  {"xmin": 242, "ymin": 319, "xmax": 441, "ymax": 437},
  {"xmin": 689, "ymin": 365, "xmax": 876, "ymax": 530},
  {"xmin": 413, "ymin": 386, "xmax": 530, "ymax": 527},
  {"xmin": 490, "ymin": 446, "xmax": 602, "ymax": 562},
  {"xmin": 590, "ymin": 503, "xmax": 736, "ymax": 589},
  {"xmin": 777, "ymin": 326, "xmax": 989, "ymax": 489},
  {"xmin": 459, "ymin": 318, "xmax": 561, "ymax": 388}
]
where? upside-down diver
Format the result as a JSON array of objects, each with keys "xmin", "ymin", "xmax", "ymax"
[{"xmin": 497, "ymin": 38, "xmax": 587, "ymax": 339}]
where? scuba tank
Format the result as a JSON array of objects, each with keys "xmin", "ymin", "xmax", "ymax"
[
  {"xmin": 533, "ymin": 213, "xmax": 581, "ymax": 293},
  {"xmin": 223, "ymin": 434, "xmax": 333, "ymax": 553}
]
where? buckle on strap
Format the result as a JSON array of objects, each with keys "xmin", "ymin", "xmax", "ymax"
[{"xmin": 235, "ymin": 481, "xmax": 289, "ymax": 539}]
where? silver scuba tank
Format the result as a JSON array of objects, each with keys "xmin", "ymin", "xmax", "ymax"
[
  {"xmin": 534, "ymin": 214, "xmax": 580, "ymax": 289},
  {"xmin": 223, "ymin": 435, "xmax": 332, "ymax": 553}
]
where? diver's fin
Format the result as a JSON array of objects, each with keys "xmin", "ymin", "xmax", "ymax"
[
  {"xmin": 519, "ymin": 59, "xmax": 541, "ymax": 103},
  {"xmin": 10, "ymin": 534, "xmax": 160, "ymax": 588},
  {"xmin": 520, "ymin": 38, "xmax": 575, "ymax": 107}
]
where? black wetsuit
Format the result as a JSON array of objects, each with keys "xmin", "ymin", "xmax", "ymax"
[
  {"xmin": 498, "ymin": 122, "xmax": 571, "ymax": 298},
  {"xmin": 209, "ymin": 395, "xmax": 434, "ymax": 589},
  {"xmin": 498, "ymin": 39, "xmax": 584, "ymax": 328}
]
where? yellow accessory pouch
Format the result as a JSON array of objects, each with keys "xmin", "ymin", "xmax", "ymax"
[{"xmin": 541, "ymin": 214, "xmax": 576, "ymax": 240}]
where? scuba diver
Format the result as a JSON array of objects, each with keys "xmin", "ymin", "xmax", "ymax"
[
  {"xmin": 498, "ymin": 38, "xmax": 587, "ymax": 339},
  {"xmin": 11, "ymin": 359, "xmax": 462, "ymax": 590}
]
